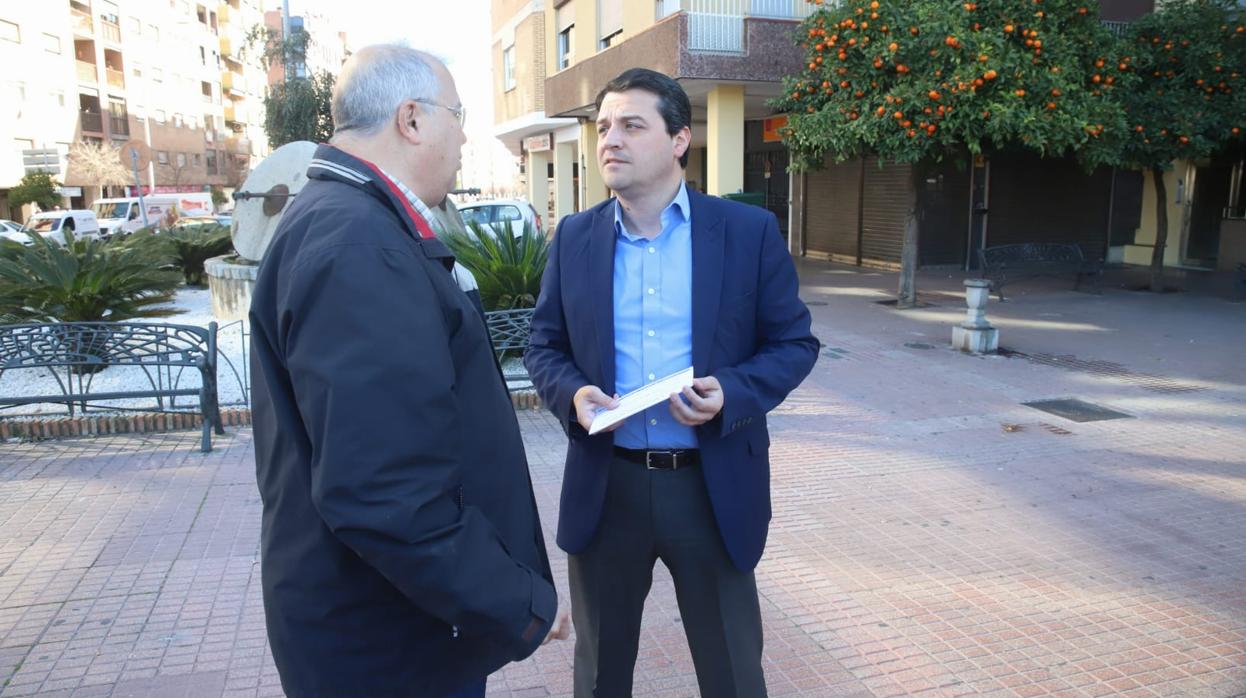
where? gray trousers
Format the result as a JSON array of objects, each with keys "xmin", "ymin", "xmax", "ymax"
[{"xmin": 569, "ymin": 455, "xmax": 767, "ymax": 698}]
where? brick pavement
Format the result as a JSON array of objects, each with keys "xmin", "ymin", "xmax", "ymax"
[{"xmin": 1, "ymin": 263, "xmax": 1244, "ymax": 697}]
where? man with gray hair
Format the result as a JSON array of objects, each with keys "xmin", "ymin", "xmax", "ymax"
[{"xmin": 250, "ymin": 45, "xmax": 568, "ymax": 698}]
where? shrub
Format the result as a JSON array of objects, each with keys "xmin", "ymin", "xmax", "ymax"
[
  {"xmin": 442, "ymin": 220, "xmax": 549, "ymax": 311},
  {"xmin": 0, "ymin": 230, "xmax": 181, "ymax": 323}
]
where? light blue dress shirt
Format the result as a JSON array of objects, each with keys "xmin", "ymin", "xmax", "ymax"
[{"xmin": 612, "ymin": 181, "xmax": 696, "ymax": 450}]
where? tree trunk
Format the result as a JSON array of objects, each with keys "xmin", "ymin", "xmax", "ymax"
[
  {"xmin": 896, "ymin": 166, "xmax": 921, "ymax": 308},
  {"xmin": 1149, "ymin": 166, "xmax": 1168, "ymax": 293}
]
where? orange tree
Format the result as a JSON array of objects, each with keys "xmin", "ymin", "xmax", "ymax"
[
  {"xmin": 773, "ymin": 0, "xmax": 1133, "ymax": 306},
  {"xmin": 1118, "ymin": 0, "xmax": 1245, "ymax": 292}
]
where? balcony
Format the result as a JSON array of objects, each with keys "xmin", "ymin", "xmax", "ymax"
[
  {"xmin": 76, "ymin": 60, "xmax": 97, "ymax": 83},
  {"xmin": 80, "ymin": 112, "xmax": 104, "ymax": 133},
  {"xmin": 71, "ymin": 8, "xmax": 94, "ymax": 36},
  {"xmin": 221, "ymin": 69, "xmax": 244, "ymax": 94},
  {"xmin": 223, "ymin": 104, "xmax": 237, "ymax": 123},
  {"xmin": 684, "ymin": 0, "xmax": 814, "ymax": 53},
  {"xmin": 106, "ymin": 67, "xmax": 125, "ymax": 89},
  {"xmin": 1100, "ymin": 20, "xmax": 1131, "ymax": 37},
  {"xmin": 217, "ymin": 2, "xmax": 231, "ymax": 24},
  {"xmin": 109, "ymin": 115, "xmax": 130, "ymax": 137},
  {"xmin": 100, "ymin": 19, "xmax": 121, "ymax": 44}
]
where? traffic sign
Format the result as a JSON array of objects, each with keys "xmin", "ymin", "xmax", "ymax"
[{"xmin": 118, "ymin": 140, "xmax": 151, "ymax": 170}]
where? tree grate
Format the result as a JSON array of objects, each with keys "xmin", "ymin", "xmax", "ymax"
[{"xmin": 998, "ymin": 349, "xmax": 1207, "ymax": 394}]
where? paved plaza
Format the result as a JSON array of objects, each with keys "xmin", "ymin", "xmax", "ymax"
[{"xmin": 1, "ymin": 264, "xmax": 1244, "ymax": 697}]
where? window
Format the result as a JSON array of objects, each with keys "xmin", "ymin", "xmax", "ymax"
[
  {"xmin": 152, "ymin": 67, "xmax": 163, "ymax": 83},
  {"xmin": 148, "ymin": 25, "xmax": 159, "ymax": 42},
  {"xmin": 156, "ymin": 150, "xmax": 169, "ymax": 165},
  {"xmin": 187, "ymin": 115, "xmax": 198, "ymax": 130},
  {"xmin": 129, "ymin": 17, "xmax": 140, "ymax": 35},
  {"xmin": 99, "ymin": 1, "xmax": 120, "ymax": 24},
  {"xmin": 193, "ymin": 153, "xmax": 201, "ymax": 167},
  {"xmin": 502, "ymin": 45, "xmax": 515, "ymax": 91},
  {"xmin": 11, "ymin": 81, "xmax": 26, "ymax": 103},
  {"xmin": 172, "ymin": 113, "xmax": 183, "ymax": 127},
  {"xmin": 50, "ymin": 90, "xmax": 65, "ymax": 107},
  {"xmin": 555, "ymin": 2, "xmax": 575, "ymax": 70},
  {"xmin": 43, "ymin": 33, "xmax": 61, "ymax": 54},
  {"xmin": 205, "ymin": 149, "xmax": 218, "ymax": 175},
  {"xmin": 154, "ymin": 108, "xmax": 166, "ymax": 123},
  {"xmin": 598, "ymin": 0, "xmax": 622, "ymax": 49},
  {"xmin": 599, "ymin": 29, "xmax": 622, "ymax": 49},
  {"xmin": 175, "ymin": 152, "xmax": 187, "ymax": 167},
  {"xmin": 0, "ymin": 20, "xmax": 19, "ymax": 44}
]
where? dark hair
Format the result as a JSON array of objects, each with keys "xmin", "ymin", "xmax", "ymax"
[{"xmin": 595, "ymin": 68, "xmax": 692, "ymax": 168}]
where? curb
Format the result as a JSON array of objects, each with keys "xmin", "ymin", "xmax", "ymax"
[{"xmin": 0, "ymin": 392, "xmax": 544, "ymax": 444}]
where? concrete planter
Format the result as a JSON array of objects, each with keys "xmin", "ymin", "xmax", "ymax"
[{"xmin": 205, "ymin": 255, "xmax": 258, "ymax": 322}]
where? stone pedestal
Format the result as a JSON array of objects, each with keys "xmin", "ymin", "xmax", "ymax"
[
  {"xmin": 205, "ymin": 255, "xmax": 258, "ymax": 322},
  {"xmin": 952, "ymin": 279, "xmax": 999, "ymax": 354}
]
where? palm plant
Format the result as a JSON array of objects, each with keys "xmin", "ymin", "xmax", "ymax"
[
  {"xmin": 159, "ymin": 224, "xmax": 234, "ymax": 286},
  {"xmin": 442, "ymin": 220, "xmax": 550, "ymax": 311},
  {"xmin": 0, "ymin": 230, "xmax": 181, "ymax": 324}
]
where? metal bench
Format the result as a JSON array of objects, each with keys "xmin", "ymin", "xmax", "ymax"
[
  {"xmin": 978, "ymin": 243, "xmax": 1104, "ymax": 301},
  {"xmin": 0, "ymin": 322, "xmax": 225, "ymax": 452},
  {"xmin": 484, "ymin": 308, "xmax": 534, "ymax": 392}
]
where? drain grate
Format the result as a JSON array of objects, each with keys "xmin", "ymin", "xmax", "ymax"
[
  {"xmin": 999, "ymin": 349, "xmax": 1207, "ymax": 394},
  {"xmin": 904, "ymin": 342, "xmax": 935, "ymax": 350},
  {"xmin": 1023, "ymin": 398, "xmax": 1133, "ymax": 423}
]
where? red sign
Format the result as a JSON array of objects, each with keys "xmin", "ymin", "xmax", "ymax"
[{"xmin": 763, "ymin": 116, "xmax": 789, "ymax": 143}]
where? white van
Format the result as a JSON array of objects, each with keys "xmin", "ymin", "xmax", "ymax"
[
  {"xmin": 24, "ymin": 210, "xmax": 101, "ymax": 245},
  {"xmin": 92, "ymin": 193, "xmax": 215, "ymax": 236}
]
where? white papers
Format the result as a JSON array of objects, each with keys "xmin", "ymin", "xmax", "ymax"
[{"xmin": 588, "ymin": 367, "xmax": 694, "ymax": 435}]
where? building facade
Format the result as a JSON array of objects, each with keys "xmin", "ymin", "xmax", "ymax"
[
  {"xmin": 491, "ymin": 0, "xmax": 813, "ymax": 231},
  {"xmin": 0, "ymin": 0, "xmax": 277, "ymax": 221}
]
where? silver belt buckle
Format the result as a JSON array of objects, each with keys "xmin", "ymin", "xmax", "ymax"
[{"xmin": 646, "ymin": 450, "xmax": 674, "ymax": 470}]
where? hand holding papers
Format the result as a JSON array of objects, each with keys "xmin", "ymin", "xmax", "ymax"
[{"xmin": 588, "ymin": 367, "xmax": 695, "ymax": 435}]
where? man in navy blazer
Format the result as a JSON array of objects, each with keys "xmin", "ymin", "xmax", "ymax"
[{"xmin": 526, "ymin": 69, "xmax": 819, "ymax": 697}]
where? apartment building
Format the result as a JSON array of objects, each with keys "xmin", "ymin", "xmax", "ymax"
[
  {"xmin": 0, "ymin": 0, "xmax": 271, "ymax": 220},
  {"xmin": 491, "ymin": 0, "xmax": 810, "ymax": 230},
  {"xmin": 262, "ymin": 9, "xmax": 349, "ymax": 86}
]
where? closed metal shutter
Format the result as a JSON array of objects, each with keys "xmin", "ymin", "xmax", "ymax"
[
  {"xmin": 861, "ymin": 156, "xmax": 911, "ymax": 264},
  {"xmin": 987, "ymin": 151, "xmax": 1112, "ymax": 261},
  {"xmin": 804, "ymin": 158, "xmax": 860, "ymax": 261}
]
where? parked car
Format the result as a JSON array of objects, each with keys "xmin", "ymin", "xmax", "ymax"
[
  {"xmin": 456, "ymin": 199, "xmax": 543, "ymax": 239},
  {"xmin": 23, "ymin": 210, "xmax": 101, "ymax": 245},
  {"xmin": 0, "ymin": 219, "xmax": 31, "ymax": 243},
  {"xmin": 170, "ymin": 215, "xmax": 231, "ymax": 230}
]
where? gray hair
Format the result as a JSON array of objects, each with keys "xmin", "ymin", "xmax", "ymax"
[{"xmin": 331, "ymin": 44, "xmax": 442, "ymax": 135}]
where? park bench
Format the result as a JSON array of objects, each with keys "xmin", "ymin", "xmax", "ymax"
[
  {"xmin": 484, "ymin": 308, "xmax": 534, "ymax": 392},
  {"xmin": 978, "ymin": 242, "xmax": 1104, "ymax": 301},
  {"xmin": 0, "ymin": 322, "xmax": 225, "ymax": 452}
]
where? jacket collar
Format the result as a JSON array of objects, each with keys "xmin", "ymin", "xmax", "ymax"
[{"xmin": 306, "ymin": 144, "xmax": 455, "ymax": 266}]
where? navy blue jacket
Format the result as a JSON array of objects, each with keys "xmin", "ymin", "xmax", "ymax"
[
  {"xmin": 250, "ymin": 145, "xmax": 556, "ymax": 697},
  {"xmin": 525, "ymin": 188, "xmax": 819, "ymax": 572}
]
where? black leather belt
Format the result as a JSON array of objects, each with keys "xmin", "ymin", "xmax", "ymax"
[{"xmin": 613, "ymin": 447, "xmax": 700, "ymax": 470}]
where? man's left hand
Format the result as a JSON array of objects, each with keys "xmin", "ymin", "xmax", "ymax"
[{"xmin": 668, "ymin": 376, "xmax": 724, "ymax": 426}]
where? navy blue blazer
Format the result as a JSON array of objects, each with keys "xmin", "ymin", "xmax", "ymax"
[{"xmin": 525, "ymin": 188, "xmax": 819, "ymax": 572}]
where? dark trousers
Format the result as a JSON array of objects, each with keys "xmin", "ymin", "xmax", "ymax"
[{"xmin": 569, "ymin": 455, "xmax": 767, "ymax": 698}]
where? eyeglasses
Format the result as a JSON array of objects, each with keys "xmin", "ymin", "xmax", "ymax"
[{"xmin": 413, "ymin": 99, "xmax": 466, "ymax": 128}]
